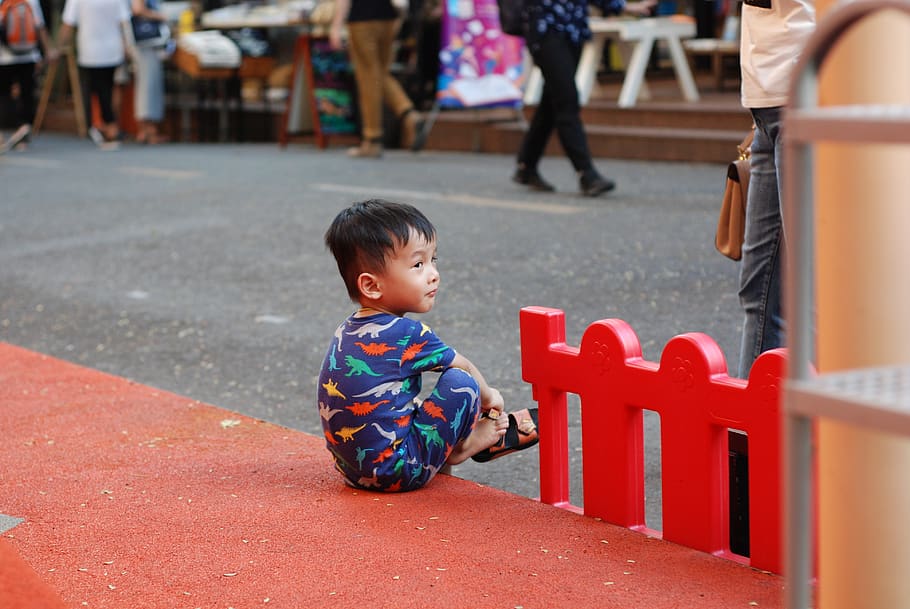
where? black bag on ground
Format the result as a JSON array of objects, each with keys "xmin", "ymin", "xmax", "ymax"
[{"xmin": 496, "ymin": 0, "xmax": 526, "ymax": 37}]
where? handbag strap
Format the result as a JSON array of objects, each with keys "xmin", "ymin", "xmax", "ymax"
[{"xmin": 737, "ymin": 125, "xmax": 756, "ymax": 161}]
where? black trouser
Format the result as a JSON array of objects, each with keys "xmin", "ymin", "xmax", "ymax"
[
  {"xmin": 0, "ymin": 62, "xmax": 37, "ymax": 128},
  {"xmin": 80, "ymin": 65, "xmax": 117, "ymax": 126},
  {"xmin": 517, "ymin": 32, "xmax": 594, "ymax": 174}
]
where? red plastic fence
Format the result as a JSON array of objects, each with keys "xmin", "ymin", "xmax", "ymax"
[{"xmin": 519, "ymin": 306, "xmax": 786, "ymax": 573}]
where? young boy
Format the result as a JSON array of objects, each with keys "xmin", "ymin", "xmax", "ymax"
[{"xmin": 318, "ymin": 199, "xmax": 539, "ymax": 492}]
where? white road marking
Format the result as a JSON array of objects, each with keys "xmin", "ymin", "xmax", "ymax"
[
  {"xmin": 119, "ymin": 166, "xmax": 202, "ymax": 180},
  {"xmin": 0, "ymin": 217, "xmax": 229, "ymax": 258},
  {"xmin": 0, "ymin": 157, "xmax": 64, "ymax": 168},
  {"xmin": 255, "ymin": 314, "xmax": 291, "ymax": 325},
  {"xmin": 313, "ymin": 183, "xmax": 586, "ymax": 215}
]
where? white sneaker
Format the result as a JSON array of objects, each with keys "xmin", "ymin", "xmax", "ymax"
[
  {"xmin": 88, "ymin": 126, "xmax": 119, "ymax": 151},
  {"xmin": 5, "ymin": 124, "xmax": 31, "ymax": 151},
  {"xmin": 88, "ymin": 126, "xmax": 105, "ymax": 146}
]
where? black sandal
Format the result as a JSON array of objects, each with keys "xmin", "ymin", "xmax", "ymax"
[{"xmin": 471, "ymin": 408, "xmax": 539, "ymax": 463}]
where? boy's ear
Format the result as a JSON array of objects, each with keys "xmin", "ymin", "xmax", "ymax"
[{"xmin": 357, "ymin": 272, "xmax": 383, "ymax": 301}]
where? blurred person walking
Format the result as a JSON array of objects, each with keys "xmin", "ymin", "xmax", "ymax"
[
  {"xmin": 58, "ymin": 0, "xmax": 133, "ymax": 148},
  {"xmin": 736, "ymin": 0, "xmax": 815, "ymax": 377},
  {"xmin": 330, "ymin": 0, "xmax": 423, "ymax": 158},
  {"xmin": 130, "ymin": 0, "xmax": 169, "ymax": 144},
  {"xmin": 511, "ymin": 0, "xmax": 654, "ymax": 196},
  {"xmin": 0, "ymin": 0, "xmax": 57, "ymax": 152}
]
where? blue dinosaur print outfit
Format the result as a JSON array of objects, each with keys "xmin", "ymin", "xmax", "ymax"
[{"xmin": 317, "ymin": 312, "xmax": 480, "ymax": 491}]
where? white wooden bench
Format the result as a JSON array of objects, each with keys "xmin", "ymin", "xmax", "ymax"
[{"xmin": 523, "ymin": 16, "xmax": 700, "ymax": 108}]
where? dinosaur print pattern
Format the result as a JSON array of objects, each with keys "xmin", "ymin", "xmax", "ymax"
[
  {"xmin": 421, "ymin": 400, "xmax": 447, "ymax": 421},
  {"xmin": 346, "ymin": 318, "xmax": 398, "ymax": 339},
  {"xmin": 400, "ymin": 341, "xmax": 429, "ymax": 364},
  {"xmin": 355, "ymin": 446, "xmax": 374, "ymax": 468},
  {"xmin": 319, "ymin": 401, "xmax": 343, "ymax": 421},
  {"xmin": 346, "ymin": 400, "xmax": 389, "ymax": 415},
  {"xmin": 353, "ymin": 380, "xmax": 407, "ymax": 399},
  {"xmin": 335, "ymin": 424, "xmax": 367, "ymax": 442},
  {"xmin": 355, "ymin": 341, "xmax": 398, "ymax": 356},
  {"xmin": 344, "ymin": 355, "xmax": 382, "ymax": 377},
  {"xmin": 322, "ymin": 378, "xmax": 346, "ymax": 400},
  {"xmin": 317, "ymin": 312, "xmax": 480, "ymax": 492}
]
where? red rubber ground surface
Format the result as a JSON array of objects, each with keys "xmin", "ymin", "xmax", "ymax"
[{"xmin": 0, "ymin": 343, "xmax": 783, "ymax": 608}]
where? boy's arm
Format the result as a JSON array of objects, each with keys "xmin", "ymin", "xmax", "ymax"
[{"xmin": 450, "ymin": 352, "xmax": 504, "ymax": 414}]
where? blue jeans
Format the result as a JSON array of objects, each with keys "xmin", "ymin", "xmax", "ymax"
[{"xmin": 738, "ymin": 106, "xmax": 785, "ymax": 378}]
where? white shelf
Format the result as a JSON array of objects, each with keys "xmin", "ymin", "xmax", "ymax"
[
  {"xmin": 788, "ymin": 105, "xmax": 910, "ymax": 144},
  {"xmin": 787, "ymin": 365, "xmax": 910, "ymax": 437}
]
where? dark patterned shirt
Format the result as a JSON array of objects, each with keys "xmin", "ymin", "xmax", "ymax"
[
  {"xmin": 527, "ymin": 0, "xmax": 627, "ymax": 45},
  {"xmin": 348, "ymin": 0, "xmax": 398, "ymax": 22}
]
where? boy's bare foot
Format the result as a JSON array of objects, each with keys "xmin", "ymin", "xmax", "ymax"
[
  {"xmin": 447, "ymin": 412, "xmax": 508, "ymax": 465},
  {"xmin": 471, "ymin": 408, "xmax": 540, "ymax": 463}
]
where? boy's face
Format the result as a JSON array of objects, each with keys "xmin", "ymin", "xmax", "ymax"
[{"xmin": 365, "ymin": 229, "xmax": 439, "ymax": 317}]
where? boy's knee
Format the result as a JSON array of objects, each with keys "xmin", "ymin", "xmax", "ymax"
[{"xmin": 435, "ymin": 366, "xmax": 480, "ymax": 407}]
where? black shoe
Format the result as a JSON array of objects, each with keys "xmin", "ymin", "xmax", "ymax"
[
  {"xmin": 512, "ymin": 167, "xmax": 555, "ymax": 192},
  {"xmin": 579, "ymin": 169, "xmax": 616, "ymax": 197},
  {"xmin": 409, "ymin": 120, "xmax": 428, "ymax": 152}
]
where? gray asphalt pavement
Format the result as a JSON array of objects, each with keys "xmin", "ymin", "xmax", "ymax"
[{"xmin": 1, "ymin": 133, "xmax": 742, "ymax": 529}]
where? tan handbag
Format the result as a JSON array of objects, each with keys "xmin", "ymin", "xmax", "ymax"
[{"xmin": 715, "ymin": 127, "xmax": 755, "ymax": 261}]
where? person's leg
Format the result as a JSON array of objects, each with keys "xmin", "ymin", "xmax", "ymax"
[
  {"xmin": 737, "ymin": 106, "xmax": 785, "ymax": 378},
  {"xmin": 133, "ymin": 51, "xmax": 151, "ymax": 141},
  {"xmin": 376, "ymin": 19, "xmax": 409, "ymax": 115},
  {"xmin": 145, "ymin": 54, "xmax": 165, "ymax": 138},
  {"xmin": 513, "ymin": 96, "xmax": 557, "ymax": 190},
  {"xmin": 83, "ymin": 67, "xmax": 121, "ymax": 147},
  {"xmin": 14, "ymin": 62, "xmax": 36, "ymax": 127},
  {"xmin": 94, "ymin": 66, "xmax": 118, "ymax": 138},
  {"xmin": 396, "ymin": 367, "xmax": 482, "ymax": 490},
  {"xmin": 374, "ymin": 19, "xmax": 420, "ymax": 148},
  {"xmin": 133, "ymin": 49, "xmax": 166, "ymax": 142},
  {"xmin": 347, "ymin": 20, "xmax": 385, "ymax": 156},
  {"xmin": 531, "ymin": 34, "xmax": 593, "ymax": 175},
  {"xmin": 0, "ymin": 63, "xmax": 35, "ymax": 150},
  {"xmin": 515, "ymin": 38, "xmax": 558, "ymax": 187},
  {"xmin": 516, "ymin": 33, "xmax": 612, "ymax": 195},
  {"xmin": 80, "ymin": 67, "xmax": 95, "ymax": 135},
  {"xmin": 0, "ymin": 65, "xmax": 16, "ymax": 147}
]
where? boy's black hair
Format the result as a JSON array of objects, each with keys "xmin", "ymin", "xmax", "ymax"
[{"xmin": 325, "ymin": 199, "xmax": 437, "ymax": 301}]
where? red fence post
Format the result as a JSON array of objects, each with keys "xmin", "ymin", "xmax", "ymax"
[
  {"xmin": 576, "ymin": 319, "xmax": 650, "ymax": 529},
  {"xmin": 656, "ymin": 333, "xmax": 737, "ymax": 558},
  {"xmin": 519, "ymin": 307, "xmax": 573, "ymax": 507},
  {"xmin": 519, "ymin": 306, "xmax": 786, "ymax": 574}
]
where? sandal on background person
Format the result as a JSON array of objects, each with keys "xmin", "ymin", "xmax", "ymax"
[
  {"xmin": 471, "ymin": 408, "xmax": 540, "ymax": 463},
  {"xmin": 135, "ymin": 127, "xmax": 169, "ymax": 145}
]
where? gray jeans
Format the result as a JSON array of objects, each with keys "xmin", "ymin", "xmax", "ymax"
[
  {"xmin": 737, "ymin": 106, "xmax": 785, "ymax": 378},
  {"xmin": 134, "ymin": 47, "xmax": 164, "ymax": 122}
]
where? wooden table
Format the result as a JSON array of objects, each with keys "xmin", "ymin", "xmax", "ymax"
[
  {"xmin": 523, "ymin": 16, "xmax": 700, "ymax": 108},
  {"xmin": 199, "ymin": 7, "xmax": 308, "ymax": 30}
]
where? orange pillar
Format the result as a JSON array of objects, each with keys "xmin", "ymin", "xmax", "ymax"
[{"xmin": 814, "ymin": 3, "xmax": 910, "ymax": 607}]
